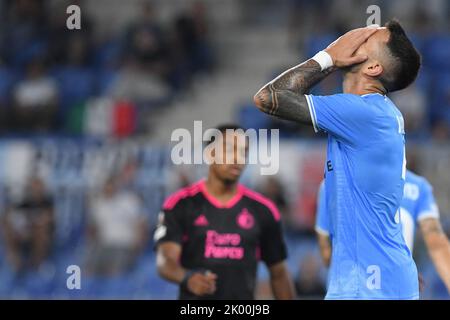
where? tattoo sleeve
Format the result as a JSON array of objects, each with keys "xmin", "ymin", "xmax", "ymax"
[
  {"xmin": 253, "ymin": 59, "xmax": 335, "ymax": 125},
  {"xmin": 420, "ymin": 218, "xmax": 444, "ymax": 237},
  {"xmin": 420, "ymin": 218, "xmax": 450, "ymax": 291}
]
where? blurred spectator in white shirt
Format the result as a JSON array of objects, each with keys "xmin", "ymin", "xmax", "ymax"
[
  {"xmin": 86, "ymin": 176, "xmax": 148, "ymax": 276},
  {"xmin": 12, "ymin": 59, "xmax": 58, "ymax": 132}
]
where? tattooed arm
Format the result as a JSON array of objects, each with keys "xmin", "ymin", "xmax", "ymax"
[
  {"xmin": 253, "ymin": 60, "xmax": 334, "ymax": 124},
  {"xmin": 420, "ymin": 218, "xmax": 450, "ymax": 293},
  {"xmin": 253, "ymin": 26, "xmax": 379, "ymax": 125}
]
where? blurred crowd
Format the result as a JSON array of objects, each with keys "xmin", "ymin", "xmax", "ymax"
[
  {"xmin": 0, "ymin": 140, "xmax": 172, "ymax": 298},
  {"xmin": 0, "ymin": 0, "xmax": 215, "ymax": 136},
  {"xmin": 0, "ymin": 0, "xmax": 449, "ymax": 141},
  {"xmin": 1, "ymin": 158, "xmax": 148, "ymax": 276}
]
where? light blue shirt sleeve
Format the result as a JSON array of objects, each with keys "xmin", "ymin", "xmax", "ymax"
[
  {"xmin": 305, "ymin": 93, "xmax": 375, "ymax": 145},
  {"xmin": 416, "ymin": 179, "xmax": 440, "ymax": 221},
  {"xmin": 315, "ymin": 181, "xmax": 330, "ymax": 236}
]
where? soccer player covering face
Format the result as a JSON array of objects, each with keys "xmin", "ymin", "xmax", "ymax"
[
  {"xmin": 254, "ymin": 21, "xmax": 421, "ymax": 299},
  {"xmin": 154, "ymin": 124, "xmax": 295, "ymax": 300}
]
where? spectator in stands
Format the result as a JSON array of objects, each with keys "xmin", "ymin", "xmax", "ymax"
[
  {"xmin": 259, "ymin": 177, "xmax": 289, "ymax": 221},
  {"xmin": 172, "ymin": 1, "xmax": 214, "ymax": 80},
  {"xmin": 1, "ymin": 176, "xmax": 54, "ymax": 273},
  {"xmin": 0, "ymin": 0, "xmax": 49, "ymax": 67},
  {"xmin": 48, "ymin": 0, "xmax": 93, "ymax": 66},
  {"xmin": 258, "ymin": 176, "xmax": 312, "ymax": 235},
  {"xmin": 110, "ymin": 63, "xmax": 171, "ymax": 104},
  {"xmin": 123, "ymin": 1, "xmax": 168, "ymax": 75},
  {"xmin": 12, "ymin": 58, "xmax": 58, "ymax": 132},
  {"xmin": 63, "ymin": 33, "xmax": 92, "ymax": 68},
  {"xmin": 294, "ymin": 253, "xmax": 326, "ymax": 299},
  {"xmin": 112, "ymin": 2, "xmax": 172, "ymax": 104},
  {"xmin": 86, "ymin": 176, "xmax": 148, "ymax": 276}
]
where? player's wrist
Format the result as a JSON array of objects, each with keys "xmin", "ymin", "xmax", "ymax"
[
  {"xmin": 312, "ymin": 50, "xmax": 334, "ymax": 71},
  {"xmin": 180, "ymin": 269, "xmax": 195, "ymax": 289}
]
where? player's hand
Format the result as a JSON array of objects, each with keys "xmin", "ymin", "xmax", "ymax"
[
  {"xmin": 186, "ymin": 271, "xmax": 218, "ymax": 296},
  {"xmin": 324, "ymin": 26, "xmax": 379, "ymax": 68}
]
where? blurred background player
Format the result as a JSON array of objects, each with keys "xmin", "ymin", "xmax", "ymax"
[
  {"xmin": 253, "ymin": 22, "xmax": 421, "ymax": 299},
  {"xmin": 154, "ymin": 124, "xmax": 294, "ymax": 299},
  {"xmin": 315, "ymin": 168, "xmax": 450, "ymax": 294}
]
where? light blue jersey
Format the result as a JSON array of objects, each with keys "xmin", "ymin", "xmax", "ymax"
[
  {"xmin": 315, "ymin": 180, "xmax": 331, "ymax": 239},
  {"xmin": 317, "ymin": 170, "xmax": 440, "ymax": 251},
  {"xmin": 315, "ymin": 170, "xmax": 439, "ymax": 294},
  {"xmin": 306, "ymin": 93, "xmax": 418, "ymax": 300},
  {"xmin": 398, "ymin": 171, "xmax": 440, "ymax": 251}
]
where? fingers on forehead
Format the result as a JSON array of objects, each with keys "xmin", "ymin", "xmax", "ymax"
[
  {"xmin": 355, "ymin": 28, "xmax": 379, "ymax": 42},
  {"xmin": 345, "ymin": 28, "xmax": 372, "ymax": 41},
  {"xmin": 351, "ymin": 26, "xmax": 379, "ymax": 34},
  {"xmin": 349, "ymin": 26, "xmax": 374, "ymax": 33}
]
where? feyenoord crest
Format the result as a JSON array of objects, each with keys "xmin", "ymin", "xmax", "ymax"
[{"xmin": 236, "ymin": 208, "xmax": 254, "ymax": 230}]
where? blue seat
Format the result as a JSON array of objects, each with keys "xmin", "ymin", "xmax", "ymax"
[
  {"xmin": 423, "ymin": 36, "xmax": 450, "ymax": 71},
  {"xmin": 52, "ymin": 67, "xmax": 95, "ymax": 109},
  {"xmin": 148, "ymin": 273, "xmax": 177, "ymax": 299},
  {"xmin": 0, "ymin": 266, "xmax": 17, "ymax": 296},
  {"xmin": 407, "ymin": 34, "xmax": 425, "ymax": 54},
  {"xmin": 78, "ymin": 277, "xmax": 105, "ymax": 298},
  {"xmin": 430, "ymin": 72, "xmax": 450, "ymax": 119},
  {"xmin": 434, "ymin": 72, "xmax": 450, "ymax": 99},
  {"xmin": 10, "ymin": 38, "xmax": 48, "ymax": 68},
  {"xmin": 95, "ymin": 276, "xmax": 134, "ymax": 298},
  {"xmin": 420, "ymin": 261, "xmax": 450, "ymax": 299},
  {"xmin": 238, "ymin": 104, "xmax": 271, "ymax": 130},
  {"xmin": 305, "ymin": 34, "xmax": 338, "ymax": 58},
  {"xmin": 414, "ymin": 66, "xmax": 432, "ymax": 93},
  {"xmin": 22, "ymin": 270, "xmax": 57, "ymax": 298},
  {"xmin": 96, "ymin": 69, "xmax": 118, "ymax": 95},
  {"xmin": 93, "ymin": 39, "xmax": 123, "ymax": 69},
  {"xmin": 0, "ymin": 68, "xmax": 19, "ymax": 104}
]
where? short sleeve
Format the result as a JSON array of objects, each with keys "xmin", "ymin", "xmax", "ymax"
[
  {"xmin": 416, "ymin": 180, "xmax": 440, "ymax": 222},
  {"xmin": 153, "ymin": 204, "xmax": 185, "ymax": 246},
  {"xmin": 260, "ymin": 206, "xmax": 287, "ymax": 266},
  {"xmin": 315, "ymin": 181, "xmax": 330, "ymax": 236},
  {"xmin": 305, "ymin": 93, "xmax": 375, "ymax": 144}
]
